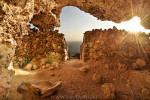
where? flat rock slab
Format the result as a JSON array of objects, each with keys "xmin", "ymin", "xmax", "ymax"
[{"xmin": 30, "ymin": 80, "xmax": 62, "ymax": 97}]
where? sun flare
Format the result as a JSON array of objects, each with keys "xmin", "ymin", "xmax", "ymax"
[{"xmin": 117, "ymin": 16, "xmax": 150, "ymax": 33}]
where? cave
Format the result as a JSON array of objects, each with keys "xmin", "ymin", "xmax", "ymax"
[{"xmin": 0, "ymin": 0, "xmax": 150, "ymax": 99}]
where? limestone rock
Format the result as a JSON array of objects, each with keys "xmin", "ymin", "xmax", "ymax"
[
  {"xmin": 13, "ymin": 31, "xmax": 68, "ymax": 70},
  {"xmin": 24, "ymin": 63, "xmax": 33, "ymax": 70},
  {"xmin": 92, "ymin": 73, "xmax": 102, "ymax": 84},
  {"xmin": 118, "ymin": 63, "xmax": 127, "ymax": 72},
  {"xmin": 49, "ymin": 66, "xmax": 55, "ymax": 70},
  {"xmin": 132, "ymin": 59, "xmax": 146, "ymax": 70},
  {"xmin": 33, "ymin": 65, "xmax": 38, "ymax": 70},
  {"xmin": 136, "ymin": 59, "xmax": 146, "ymax": 68},
  {"xmin": 79, "ymin": 66, "xmax": 89, "ymax": 72},
  {"xmin": 80, "ymin": 28, "xmax": 150, "ymax": 70},
  {"xmin": 30, "ymin": 80, "xmax": 62, "ymax": 97},
  {"xmin": 141, "ymin": 88, "xmax": 150, "ymax": 95},
  {"xmin": 101, "ymin": 83, "xmax": 116, "ymax": 100}
]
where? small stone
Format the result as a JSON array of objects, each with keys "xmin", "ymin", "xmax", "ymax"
[
  {"xmin": 41, "ymin": 65, "xmax": 46, "ymax": 69},
  {"xmin": 118, "ymin": 63, "xmax": 127, "ymax": 72},
  {"xmin": 92, "ymin": 73, "xmax": 102, "ymax": 84},
  {"xmin": 79, "ymin": 66, "xmax": 89, "ymax": 72},
  {"xmin": 49, "ymin": 67, "xmax": 54, "ymax": 70},
  {"xmin": 141, "ymin": 88, "xmax": 150, "ymax": 95},
  {"xmin": 105, "ymin": 64, "xmax": 109, "ymax": 69},
  {"xmin": 135, "ymin": 59, "xmax": 146, "ymax": 69},
  {"xmin": 132, "ymin": 63, "xmax": 138, "ymax": 70},
  {"xmin": 24, "ymin": 63, "xmax": 32, "ymax": 70},
  {"xmin": 101, "ymin": 83, "xmax": 116, "ymax": 99},
  {"xmin": 32, "ymin": 65, "xmax": 38, "ymax": 70},
  {"xmin": 40, "ymin": 58, "xmax": 46, "ymax": 66}
]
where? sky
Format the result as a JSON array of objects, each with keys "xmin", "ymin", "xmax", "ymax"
[
  {"xmin": 55, "ymin": 6, "xmax": 150, "ymax": 42},
  {"xmin": 55, "ymin": 6, "xmax": 117, "ymax": 42},
  {"xmin": 28, "ymin": 6, "xmax": 150, "ymax": 42}
]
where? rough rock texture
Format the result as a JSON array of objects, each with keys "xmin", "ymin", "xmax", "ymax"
[
  {"xmin": 13, "ymin": 29, "xmax": 68, "ymax": 70},
  {"xmin": 81, "ymin": 27, "xmax": 150, "ymax": 69},
  {"xmin": 30, "ymin": 80, "xmax": 62, "ymax": 98},
  {"xmin": 101, "ymin": 83, "xmax": 116, "ymax": 99},
  {"xmin": 92, "ymin": 73, "xmax": 102, "ymax": 84},
  {"xmin": 1, "ymin": 0, "xmax": 150, "ymax": 97}
]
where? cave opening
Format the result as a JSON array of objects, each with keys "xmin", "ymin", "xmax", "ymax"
[
  {"xmin": 55, "ymin": 6, "xmax": 150, "ymax": 59},
  {"xmin": 55, "ymin": 6, "xmax": 116, "ymax": 59}
]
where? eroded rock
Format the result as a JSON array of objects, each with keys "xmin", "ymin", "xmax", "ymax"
[
  {"xmin": 141, "ymin": 88, "xmax": 150, "ymax": 95},
  {"xmin": 30, "ymin": 80, "xmax": 62, "ymax": 98},
  {"xmin": 79, "ymin": 66, "xmax": 89, "ymax": 72},
  {"xmin": 81, "ymin": 28, "xmax": 150, "ymax": 70},
  {"xmin": 92, "ymin": 73, "xmax": 102, "ymax": 84},
  {"xmin": 101, "ymin": 83, "xmax": 116, "ymax": 100}
]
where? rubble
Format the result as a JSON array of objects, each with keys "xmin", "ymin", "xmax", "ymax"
[{"xmin": 13, "ymin": 30, "xmax": 68, "ymax": 70}]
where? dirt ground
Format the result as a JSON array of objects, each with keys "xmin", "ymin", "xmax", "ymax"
[{"xmin": 7, "ymin": 59, "xmax": 150, "ymax": 100}]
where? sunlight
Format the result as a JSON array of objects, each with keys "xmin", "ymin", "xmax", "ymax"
[
  {"xmin": 117, "ymin": 17, "xmax": 150, "ymax": 33},
  {"xmin": 8, "ymin": 61, "xmax": 35, "ymax": 75}
]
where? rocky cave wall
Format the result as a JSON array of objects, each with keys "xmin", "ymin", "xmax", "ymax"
[
  {"xmin": 1, "ymin": 0, "xmax": 150, "ymax": 69},
  {"xmin": 13, "ymin": 29, "xmax": 68, "ymax": 70},
  {"xmin": 81, "ymin": 27, "xmax": 150, "ymax": 70},
  {"xmin": 1, "ymin": 0, "xmax": 150, "ymax": 97}
]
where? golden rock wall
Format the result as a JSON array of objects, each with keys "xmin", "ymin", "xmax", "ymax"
[{"xmin": 81, "ymin": 27, "xmax": 150, "ymax": 69}]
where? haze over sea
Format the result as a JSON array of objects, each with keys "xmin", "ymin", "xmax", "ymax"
[{"xmin": 67, "ymin": 41, "xmax": 82, "ymax": 55}]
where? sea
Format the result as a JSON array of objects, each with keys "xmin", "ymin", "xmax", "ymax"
[{"xmin": 67, "ymin": 41, "xmax": 83, "ymax": 55}]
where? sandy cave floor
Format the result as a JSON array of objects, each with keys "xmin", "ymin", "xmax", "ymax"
[{"xmin": 7, "ymin": 59, "xmax": 150, "ymax": 100}]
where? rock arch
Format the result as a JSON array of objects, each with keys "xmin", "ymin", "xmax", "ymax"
[{"xmin": 1, "ymin": 0, "xmax": 150, "ymax": 97}]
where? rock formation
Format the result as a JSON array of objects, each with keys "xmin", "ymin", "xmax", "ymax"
[
  {"xmin": 81, "ymin": 27, "xmax": 150, "ymax": 70},
  {"xmin": 13, "ymin": 29, "xmax": 68, "ymax": 70},
  {"xmin": 1, "ymin": 0, "xmax": 150, "ymax": 97}
]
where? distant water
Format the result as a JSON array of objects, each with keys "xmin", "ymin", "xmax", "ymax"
[{"xmin": 67, "ymin": 41, "xmax": 82, "ymax": 55}]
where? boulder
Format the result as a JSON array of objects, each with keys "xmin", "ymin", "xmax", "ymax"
[
  {"xmin": 92, "ymin": 73, "xmax": 102, "ymax": 84},
  {"xmin": 101, "ymin": 83, "xmax": 116, "ymax": 99},
  {"xmin": 30, "ymin": 80, "xmax": 62, "ymax": 97}
]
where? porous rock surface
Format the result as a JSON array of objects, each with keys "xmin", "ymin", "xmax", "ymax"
[
  {"xmin": 1, "ymin": 0, "xmax": 150, "ymax": 97},
  {"xmin": 81, "ymin": 27, "xmax": 150, "ymax": 69},
  {"xmin": 13, "ymin": 29, "xmax": 68, "ymax": 70}
]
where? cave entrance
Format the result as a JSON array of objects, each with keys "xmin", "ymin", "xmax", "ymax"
[
  {"xmin": 55, "ymin": 6, "xmax": 117, "ymax": 59},
  {"xmin": 55, "ymin": 6, "xmax": 150, "ymax": 60}
]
